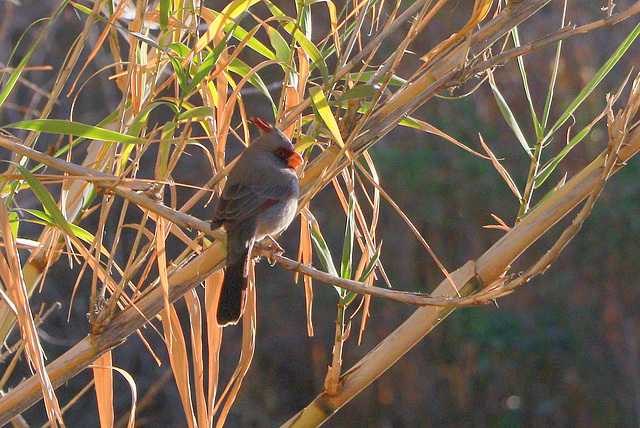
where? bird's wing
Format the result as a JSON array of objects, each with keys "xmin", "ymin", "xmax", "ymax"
[{"xmin": 213, "ymin": 180, "xmax": 295, "ymax": 225}]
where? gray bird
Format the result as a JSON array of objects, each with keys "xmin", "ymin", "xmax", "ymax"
[{"xmin": 212, "ymin": 118, "xmax": 303, "ymax": 326}]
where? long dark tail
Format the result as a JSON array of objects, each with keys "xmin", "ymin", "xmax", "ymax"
[
  {"xmin": 217, "ymin": 226, "xmax": 254, "ymax": 326},
  {"xmin": 217, "ymin": 250, "xmax": 248, "ymax": 326}
]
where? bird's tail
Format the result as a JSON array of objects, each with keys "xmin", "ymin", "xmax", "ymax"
[
  {"xmin": 217, "ymin": 249, "xmax": 249, "ymax": 326},
  {"xmin": 217, "ymin": 225, "xmax": 254, "ymax": 326},
  {"xmin": 217, "ymin": 250, "xmax": 248, "ymax": 326}
]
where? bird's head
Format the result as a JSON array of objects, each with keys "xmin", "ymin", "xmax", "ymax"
[{"xmin": 251, "ymin": 118, "xmax": 303, "ymax": 170}]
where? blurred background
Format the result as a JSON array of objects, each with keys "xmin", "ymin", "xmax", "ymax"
[{"xmin": 1, "ymin": 0, "xmax": 640, "ymax": 426}]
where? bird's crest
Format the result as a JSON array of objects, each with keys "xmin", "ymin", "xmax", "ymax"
[{"xmin": 251, "ymin": 117, "xmax": 274, "ymax": 133}]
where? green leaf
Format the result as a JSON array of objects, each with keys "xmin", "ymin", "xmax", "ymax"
[
  {"xmin": 348, "ymin": 72, "xmax": 407, "ymax": 86},
  {"xmin": 129, "ymin": 100, "xmax": 176, "ymax": 137},
  {"xmin": 512, "ymin": 27, "xmax": 542, "ymax": 139},
  {"xmin": 340, "ymin": 194, "xmax": 355, "ymax": 281},
  {"xmin": 167, "ymin": 54, "xmax": 190, "ymax": 91},
  {"xmin": 489, "ymin": 78, "xmax": 532, "ymax": 157},
  {"xmin": 309, "ymin": 221, "xmax": 338, "ymax": 278},
  {"xmin": 0, "ymin": 17, "xmax": 51, "ymax": 107},
  {"xmin": 534, "ymin": 121, "xmax": 597, "ymax": 188},
  {"xmin": 228, "ymin": 58, "xmax": 276, "ymax": 113},
  {"xmin": 160, "ymin": 0, "xmax": 172, "ymax": 31},
  {"xmin": 357, "ymin": 245, "xmax": 381, "ymax": 283},
  {"xmin": 335, "ymin": 85, "xmax": 380, "ymax": 103},
  {"xmin": 267, "ymin": 26, "xmax": 291, "ymax": 63},
  {"xmin": 167, "ymin": 42, "xmax": 191, "ymax": 58},
  {"xmin": 226, "ymin": 22, "xmax": 276, "ymax": 60},
  {"xmin": 8, "ymin": 211, "xmax": 19, "ymax": 238},
  {"xmin": 310, "ymin": 86, "xmax": 344, "ymax": 146},
  {"xmin": 288, "ymin": 25, "xmax": 329, "ymax": 85},
  {"xmin": 541, "ymin": 0, "xmax": 567, "ymax": 130},
  {"xmin": 185, "ymin": 18, "xmax": 245, "ymax": 96},
  {"xmin": 177, "ymin": 106, "xmax": 214, "ymax": 121},
  {"xmin": 264, "ymin": 1, "xmax": 330, "ymax": 84},
  {"xmin": 24, "ymin": 209, "xmax": 94, "ymax": 243},
  {"xmin": 7, "ymin": 119, "xmax": 146, "ymax": 145},
  {"xmin": 15, "ymin": 165, "xmax": 76, "ymax": 239}
]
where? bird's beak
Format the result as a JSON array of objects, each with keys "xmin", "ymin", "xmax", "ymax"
[{"xmin": 287, "ymin": 151, "xmax": 304, "ymax": 169}]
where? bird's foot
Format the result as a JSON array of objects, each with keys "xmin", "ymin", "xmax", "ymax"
[
  {"xmin": 261, "ymin": 235, "xmax": 284, "ymax": 266},
  {"xmin": 263, "ymin": 235, "xmax": 284, "ymax": 254}
]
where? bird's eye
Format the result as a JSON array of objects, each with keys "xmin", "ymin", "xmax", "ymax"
[{"xmin": 274, "ymin": 148, "xmax": 286, "ymax": 158}]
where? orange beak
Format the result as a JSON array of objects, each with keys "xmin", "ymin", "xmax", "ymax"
[{"xmin": 287, "ymin": 151, "xmax": 304, "ymax": 169}]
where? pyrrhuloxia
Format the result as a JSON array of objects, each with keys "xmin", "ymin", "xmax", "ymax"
[{"xmin": 212, "ymin": 118, "xmax": 303, "ymax": 326}]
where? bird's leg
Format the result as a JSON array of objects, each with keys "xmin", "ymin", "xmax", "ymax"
[
  {"xmin": 260, "ymin": 235, "xmax": 284, "ymax": 266},
  {"xmin": 264, "ymin": 235, "xmax": 284, "ymax": 253}
]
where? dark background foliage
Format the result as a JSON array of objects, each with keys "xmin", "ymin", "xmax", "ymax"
[{"xmin": 1, "ymin": 1, "xmax": 639, "ymax": 426}]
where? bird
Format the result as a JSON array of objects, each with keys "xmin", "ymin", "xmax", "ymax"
[{"xmin": 211, "ymin": 118, "xmax": 303, "ymax": 326}]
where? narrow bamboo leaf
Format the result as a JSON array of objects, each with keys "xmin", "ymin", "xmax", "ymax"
[
  {"xmin": 542, "ymin": 0, "xmax": 567, "ymax": 129},
  {"xmin": 295, "ymin": 135, "xmax": 316, "ymax": 152},
  {"xmin": 489, "ymin": 79, "xmax": 532, "ymax": 157},
  {"xmin": 24, "ymin": 215, "xmax": 93, "ymax": 243},
  {"xmin": 226, "ymin": 22, "xmax": 276, "ymax": 60},
  {"xmin": 8, "ymin": 211, "xmax": 19, "ymax": 238},
  {"xmin": 347, "ymin": 72, "xmax": 407, "ymax": 86},
  {"xmin": 297, "ymin": 0, "xmax": 312, "ymax": 39},
  {"xmin": 228, "ymin": 58, "xmax": 276, "ymax": 110},
  {"xmin": 266, "ymin": 27, "xmax": 291, "ymax": 63},
  {"xmin": 129, "ymin": 31, "xmax": 164, "ymax": 51},
  {"xmin": 534, "ymin": 122, "xmax": 595, "ymax": 188},
  {"xmin": 167, "ymin": 54, "xmax": 189, "ymax": 90},
  {"xmin": 357, "ymin": 246, "xmax": 381, "ymax": 283},
  {"xmin": 157, "ymin": 122, "xmax": 176, "ymax": 179},
  {"xmin": 72, "ymin": 1, "xmax": 164, "ymax": 51},
  {"xmin": 69, "ymin": 2, "xmax": 92, "ymax": 15},
  {"xmin": 335, "ymin": 85, "xmax": 380, "ymax": 103},
  {"xmin": 160, "ymin": 0, "xmax": 172, "ymax": 31},
  {"xmin": 527, "ymin": 175, "xmax": 568, "ymax": 217},
  {"xmin": 310, "ymin": 87, "xmax": 344, "ymax": 146},
  {"xmin": 512, "ymin": 27, "xmax": 542, "ymax": 139},
  {"xmin": 177, "ymin": 106, "xmax": 214, "ymax": 121},
  {"xmin": 16, "ymin": 166, "xmax": 76, "ymax": 238},
  {"xmin": 340, "ymin": 195, "xmax": 355, "ymax": 280},
  {"xmin": 44, "ymin": 108, "xmax": 124, "ymax": 160},
  {"xmin": 185, "ymin": 17, "xmax": 244, "ymax": 96},
  {"xmin": 309, "ymin": 222, "xmax": 338, "ymax": 277},
  {"xmin": 129, "ymin": 101, "xmax": 175, "ymax": 137},
  {"xmin": 0, "ymin": 18, "xmax": 50, "ymax": 107},
  {"xmin": 194, "ymin": 0, "xmax": 261, "ymax": 55},
  {"xmin": 541, "ymin": 19, "xmax": 640, "ymax": 146},
  {"xmin": 288, "ymin": 25, "xmax": 329, "ymax": 85},
  {"xmin": 8, "ymin": 119, "xmax": 146, "ymax": 145},
  {"xmin": 167, "ymin": 42, "xmax": 191, "ymax": 58},
  {"xmin": 0, "ymin": 59, "xmax": 27, "ymax": 108},
  {"xmin": 264, "ymin": 1, "xmax": 329, "ymax": 84}
]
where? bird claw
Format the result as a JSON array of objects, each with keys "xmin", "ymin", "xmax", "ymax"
[
  {"xmin": 263, "ymin": 235, "xmax": 284, "ymax": 255},
  {"xmin": 258, "ymin": 235, "xmax": 284, "ymax": 266}
]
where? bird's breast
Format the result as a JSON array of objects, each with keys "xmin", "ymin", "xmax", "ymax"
[{"xmin": 254, "ymin": 193, "xmax": 298, "ymax": 240}]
